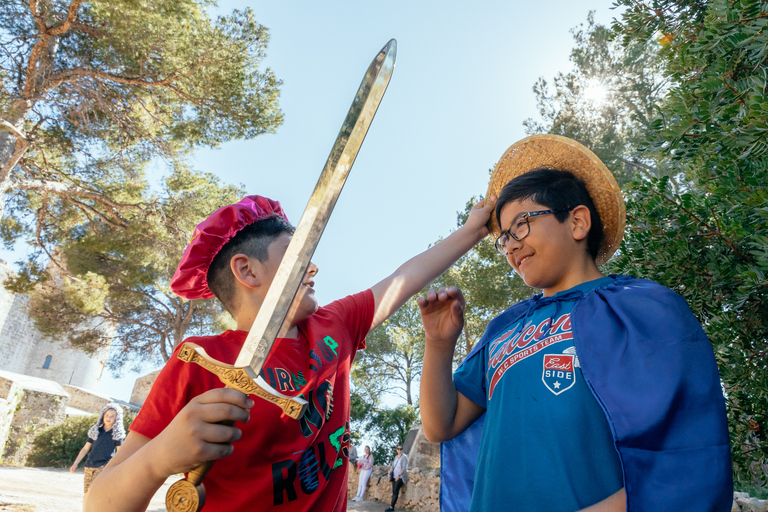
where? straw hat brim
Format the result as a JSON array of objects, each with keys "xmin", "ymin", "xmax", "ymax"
[{"xmin": 486, "ymin": 134, "xmax": 625, "ymax": 266}]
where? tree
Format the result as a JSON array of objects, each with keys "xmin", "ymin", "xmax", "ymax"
[
  {"xmin": 0, "ymin": 0, "xmax": 282, "ymax": 266},
  {"xmin": 350, "ymin": 391, "xmax": 418, "ymax": 466},
  {"xmin": 607, "ymin": 0, "xmax": 768, "ymax": 486},
  {"xmin": 524, "ymin": 12, "xmax": 673, "ymax": 186},
  {"xmin": 0, "ymin": 0, "xmax": 284, "ymax": 368},
  {"xmin": 352, "ymin": 298, "xmax": 424, "ymax": 407},
  {"xmin": 5, "ymin": 167, "xmax": 245, "ymax": 370}
]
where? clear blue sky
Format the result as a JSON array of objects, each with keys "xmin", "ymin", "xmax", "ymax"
[{"xmin": 5, "ymin": 1, "xmax": 621, "ymax": 401}]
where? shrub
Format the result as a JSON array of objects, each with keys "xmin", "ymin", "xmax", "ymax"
[
  {"xmin": 26, "ymin": 411, "xmax": 134, "ymax": 468},
  {"xmin": 26, "ymin": 414, "xmax": 96, "ymax": 467}
]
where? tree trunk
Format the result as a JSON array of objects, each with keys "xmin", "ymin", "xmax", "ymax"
[
  {"xmin": 0, "ymin": 101, "xmax": 34, "ymax": 200},
  {"xmin": 405, "ymin": 371, "xmax": 412, "ymax": 406},
  {"xmin": 0, "ymin": 2, "xmax": 64, "ymax": 216}
]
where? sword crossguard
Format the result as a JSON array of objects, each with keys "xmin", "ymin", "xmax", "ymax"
[{"xmin": 177, "ymin": 342, "xmax": 308, "ymax": 419}]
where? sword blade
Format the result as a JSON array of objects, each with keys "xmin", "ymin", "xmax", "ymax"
[{"xmin": 234, "ymin": 39, "xmax": 396, "ymax": 371}]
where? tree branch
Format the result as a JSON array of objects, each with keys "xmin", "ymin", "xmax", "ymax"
[
  {"xmin": 10, "ymin": 177, "xmax": 144, "ymax": 215},
  {"xmin": 47, "ymin": 0, "xmax": 86, "ymax": 36}
]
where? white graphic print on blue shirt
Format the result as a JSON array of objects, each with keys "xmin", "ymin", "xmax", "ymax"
[{"xmin": 454, "ymin": 277, "xmax": 624, "ymax": 512}]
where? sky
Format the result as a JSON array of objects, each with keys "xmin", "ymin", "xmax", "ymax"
[{"xmin": 2, "ymin": 0, "xmax": 621, "ymax": 402}]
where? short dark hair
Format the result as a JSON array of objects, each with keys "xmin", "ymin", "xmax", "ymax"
[
  {"xmin": 495, "ymin": 168, "xmax": 604, "ymax": 260},
  {"xmin": 207, "ymin": 216, "xmax": 295, "ymax": 314}
]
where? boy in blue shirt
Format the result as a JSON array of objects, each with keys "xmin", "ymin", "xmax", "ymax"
[{"xmin": 419, "ymin": 135, "xmax": 732, "ymax": 512}]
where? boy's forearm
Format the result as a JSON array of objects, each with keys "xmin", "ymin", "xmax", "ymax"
[
  {"xmin": 577, "ymin": 488, "xmax": 626, "ymax": 512},
  {"xmin": 371, "ymin": 224, "xmax": 483, "ymax": 328},
  {"xmin": 420, "ymin": 339, "xmax": 461, "ymax": 442},
  {"xmin": 85, "ymin": 440, "xmax": 168, "ymax": 512}
]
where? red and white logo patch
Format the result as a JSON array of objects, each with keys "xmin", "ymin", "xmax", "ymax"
[{"xmin": 542, "ymin": 354, "xmax": 575, "ymax": 395}]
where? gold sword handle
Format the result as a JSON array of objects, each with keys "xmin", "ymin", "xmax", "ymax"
[
  {"xmin": 177, "ymin": 342, "xmax": 308, "ymax": 419},
  {"xmin": 164, "ymin": 417, "xmax": 235, "ymax": 512}
]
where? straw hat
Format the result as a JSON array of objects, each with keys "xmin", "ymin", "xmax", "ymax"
[{"xmin": 486, "ymin": 134, "xmax": 625, "ymax": 265}]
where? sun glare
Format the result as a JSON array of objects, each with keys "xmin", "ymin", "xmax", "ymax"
[{"xmin": 583, "ymin": 80, "xmax": 609, "ymax": 105}]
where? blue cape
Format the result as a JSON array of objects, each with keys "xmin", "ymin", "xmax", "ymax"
[{"xmin": 440, "ymin": 276, "xmax": 733, "ymax": 511}]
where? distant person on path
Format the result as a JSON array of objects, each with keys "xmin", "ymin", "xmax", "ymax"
[
  {"xmin": 349, "ymin": 443, "xmax": 358, "ymax": 472},
  {"xmin": 70, "ymin": 403, "xmax": 125, "ymax": 508},
  {"xmin": 352, "ymin": 445, "xmax": 374, "ymax": 501},
  {"xmin": 385, "ymin": 445, "xmax": 408, "ymax": 512}
]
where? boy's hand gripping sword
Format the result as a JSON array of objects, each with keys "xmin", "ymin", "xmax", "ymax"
[{"xmin": 165, "ymin": 39, "xmax": 396, "ymax": 512}]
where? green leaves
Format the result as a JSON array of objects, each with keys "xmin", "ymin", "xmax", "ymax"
[
  {"xmin": 0, "ymin": 1, "xmax": 282, "ymax": 371},
  {"xmin": 608, "ymin": 0, "xmax": 768, "ymax": 487}
]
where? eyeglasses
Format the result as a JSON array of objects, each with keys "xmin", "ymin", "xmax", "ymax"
[
  {"xmin": 396, "ymin": 447, "xmax": 402, "ymax": 450},
  {"xmin": 494, "ymin": 209, "xmax": 569, "ymax": 256}
]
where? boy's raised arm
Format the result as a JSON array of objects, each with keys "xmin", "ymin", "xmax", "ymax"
[
  {"xmin": 418, "ymin": 286, "xmax": 485, "ymax": 442},
  {"xmin": 369, "ymin": 197, "xmax": 496, "ymax": 331},
  {"xmin": 85, "ymin": 388, "xmax": 252, "ymax": 512}
]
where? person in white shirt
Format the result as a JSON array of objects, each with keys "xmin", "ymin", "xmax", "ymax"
[
  {"xmin": 385, "ymin": 445, "xmax": 408, "ymax": 512},
  {"xmin": 352, "ymin": 445, "xmax": 374, "ymax": 502}
]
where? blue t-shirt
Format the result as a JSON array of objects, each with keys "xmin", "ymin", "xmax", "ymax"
[{"xmin": 454, "ymin": 277, "xmax": 623, "ymax": 512}]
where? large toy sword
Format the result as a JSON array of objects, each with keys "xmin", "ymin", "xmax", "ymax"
[{"xmin": 165, "ymin": 39, "xmax": 397, "ymax": 512}]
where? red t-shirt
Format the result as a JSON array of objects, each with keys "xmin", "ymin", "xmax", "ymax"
[{"xmin": 130, "ymin": 290, "xmax": 374, "ymax": 511}]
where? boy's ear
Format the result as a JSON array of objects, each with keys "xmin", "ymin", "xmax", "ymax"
[
  {"xmin": 230, "ymin": 254, "xmax": 262, "ymax": 289},
  {"xmin": 570, "ymin": 205, "xmax": 592, "ymax": 243}
]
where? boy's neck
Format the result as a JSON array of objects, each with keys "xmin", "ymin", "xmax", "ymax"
[
  {"xmin": 235, "ymin": 316, "xmax": 300, "ymax": 339},
  {"xmin": 542, "ymin": 261, "xmax": 604, "ymax": 297},
  {"xmin": 234, "ymin": 288, "xmax": 303, "ymax": 339}
]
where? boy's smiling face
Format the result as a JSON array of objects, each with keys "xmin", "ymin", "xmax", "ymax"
[{"xmin": 498, "ymin": 198, "xmax": 593, "ymax": 296}]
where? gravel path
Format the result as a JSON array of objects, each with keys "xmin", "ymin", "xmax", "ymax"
[
  {"xmin": 0, "ymin": 465, "xmax": 174, "ymax": 512},
  {"xmin": 0, "ymin": 464, "xmax": 394, "ymax": 512}
]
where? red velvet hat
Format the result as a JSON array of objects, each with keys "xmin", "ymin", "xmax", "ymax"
[{"xmin": 170, "ymin": 195, "xmax": 289, "ymax": 300}]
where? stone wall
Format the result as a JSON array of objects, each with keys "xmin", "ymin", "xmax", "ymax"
[
  {"xmin": 407, "ymin": 427, "xmax": 439, "ymax": 470},
  {"xmin": 0, "ymin": 375, "xmax": 22, "ymax": 453},
  {"xmin": 349, "ymin": 466, "xmax": 439, "ymax": 512},
  {"xmin": 130, "ymin": 369, "xmax": 161, "ymax": 407},
  {"xmin": 734, "ymin": 493, "xmax": 768, "ymax": 512},
  {"xmin": 64, "ymin": 384, "xmax": 117, "ymax": 413},
  {"xmin": 0, "ymin": 372, "xmax": 69, "ymax": 465}
]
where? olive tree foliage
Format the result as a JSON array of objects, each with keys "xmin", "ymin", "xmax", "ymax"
[
  {"xmin": 524, "ymin": 11, "xmax": 674, "ymax": 187},
  {"xmin": 352, "ymin": 298, "xmax": 424, "ymax": 407},
  {"xmin": 0, "ymin": 0, "xmax": 281, "ymax": 264},
  {"xmin": 604, "ymin": 0, "xmax": 768, "ymax": 486},
  {"xmin": 6, "ymin": 169, "xmax": 244, "ymax": 370},
  {"xmin": 350, "ymin": 391, "xmax": 418, "ymax": 466}
]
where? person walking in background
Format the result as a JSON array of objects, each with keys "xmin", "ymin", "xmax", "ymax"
[
  {"xmin": 349, "ymin": 443, "xmax": 358, "ymax": 473},
  {"xmin": 352, "ymin": 445, "xmax": 374, "ymax": 502},
  {"xmin": 70, "ymin": 403, "xmax": 125, "ymax": 509},
  {"xmin": 385, "ymin": 445, "xmax": 408, "ymax": 512}
]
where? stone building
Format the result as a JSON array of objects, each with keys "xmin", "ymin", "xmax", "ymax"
[
  {"xmin": 0, "ymin": 260, "xmax": 132, "ymax": 464},
  {"xmin": 0, "ymin": 260, "xmax": 110, "ymax": 390}
]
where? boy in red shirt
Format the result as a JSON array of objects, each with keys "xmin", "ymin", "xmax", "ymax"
[{"xmin": 86, "ymin": 194, "xmax": 495, "ymax": 512}]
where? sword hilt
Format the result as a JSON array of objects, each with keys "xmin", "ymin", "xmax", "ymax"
[
  {"xmin": 164, "ymin": 419, "xmax": 234, "ymax": 512},
  {"xmin": 177, "ymin": 342, "xmax": 308, "ymax": 419},
  {"xmin": 166, "ymin": 343, "xmax": 308, "ymax": 511}
]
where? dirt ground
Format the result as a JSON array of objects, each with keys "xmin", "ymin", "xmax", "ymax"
[{"xmin": 0, "ymin": 464, "xmax": 391, "ymax": 512}]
